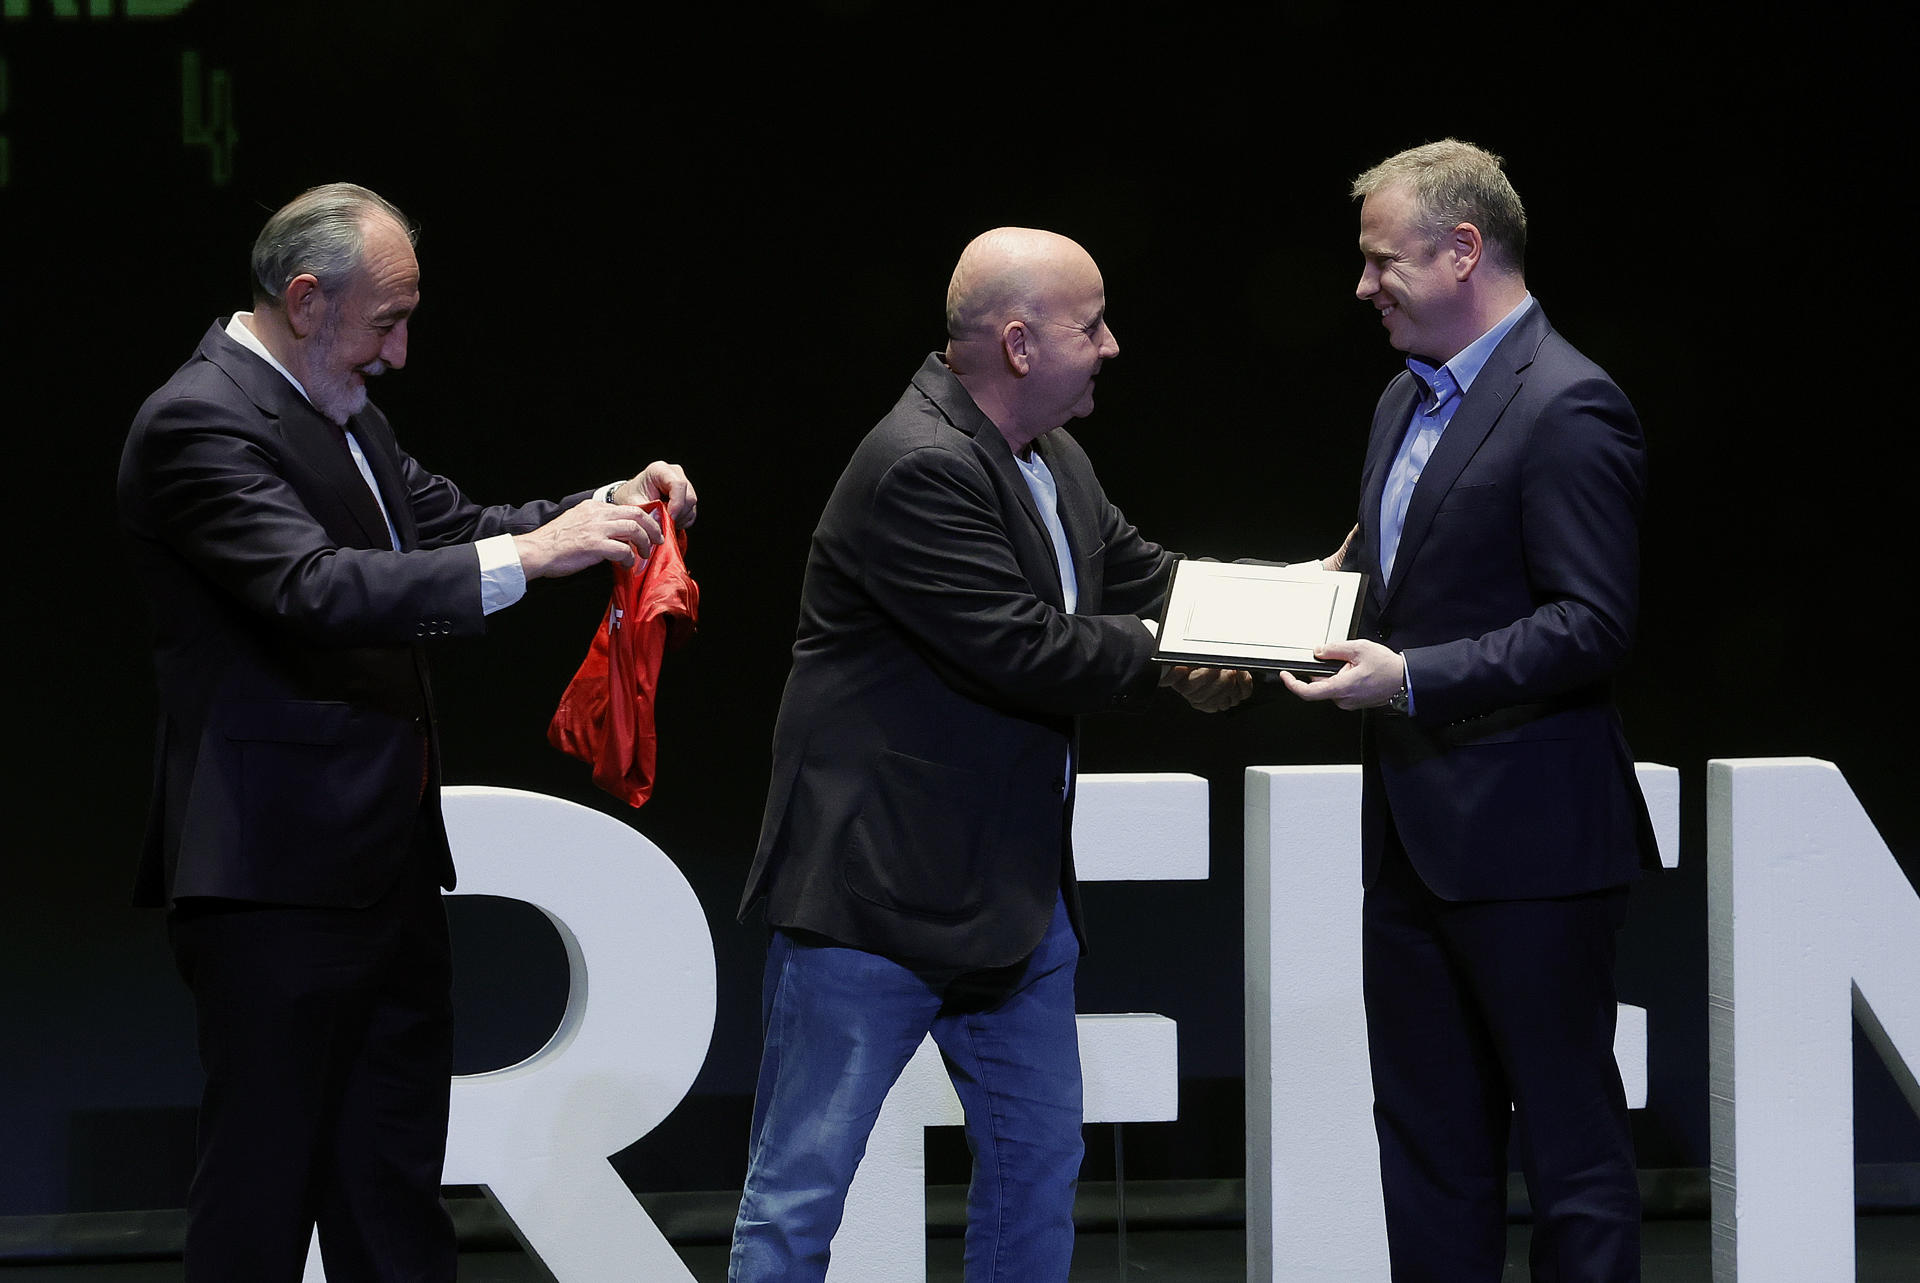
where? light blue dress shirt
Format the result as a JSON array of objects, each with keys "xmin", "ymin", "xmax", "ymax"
[
  {"xmin": 1014, "ymin": 448, "xmax": 1078, "ymax": 614},
  {"xmin": 1014, "ymin": 447, "xmax": 1080, "ymax": 778},
  {"xmin": 1377, "ymin": 294, "xmax": 1534, "ymax": 710}
]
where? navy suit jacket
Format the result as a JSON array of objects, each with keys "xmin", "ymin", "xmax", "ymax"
[
  {"xmin": 1349, "ymin": 303, "xmax": 1658, "ymax": 900},
  {"xmin": 119, "ymin": 322, "xmax": 584, "ymax": 909},
  {"xmin": 738, "ymin": 355, "xmax": 1177, "ymax": 969}
]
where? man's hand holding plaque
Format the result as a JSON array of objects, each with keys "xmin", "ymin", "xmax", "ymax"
[{"xmin": 1151, "ymin": 559, "xmax": 1368, "ymax": 677}]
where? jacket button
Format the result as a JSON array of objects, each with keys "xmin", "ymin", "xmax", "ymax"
[{"xmin": 1378, "ymin": 623, "xmax": 1394, "ymax": 641}]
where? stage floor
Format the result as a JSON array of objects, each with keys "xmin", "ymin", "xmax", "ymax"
[{"xmin": 7, "ymin": 1218, "xmax": 1920, "ymax": 1281}]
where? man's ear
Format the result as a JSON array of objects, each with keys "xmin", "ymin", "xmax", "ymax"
[
  {"xmin": 1449, "ymin": 222, "xmax": 1484, "ymax": 281},
  {"xmin": 282, "ymin": 274, "xmax": 325, "ymax": 339},
  {"xmin": 1002, "ymin": 320, "xmax": 1031, "ymax": 376}
]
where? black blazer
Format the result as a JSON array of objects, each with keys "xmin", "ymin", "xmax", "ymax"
[
  {"xmin": 118, "ymin": 322, "xmax": 584, "ymax": 909},
  {"xmin": 1349, "ymin": 303, "xmax": 1658, "ymax": 900},
  {"xmin": 739, "ymin": 355, "xmax": 1177, "ymax": 969}
]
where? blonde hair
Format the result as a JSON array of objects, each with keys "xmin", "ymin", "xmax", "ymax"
[{"xmin": 1352, "ymin": 140, "xmax": 1527, "ymax": 274}]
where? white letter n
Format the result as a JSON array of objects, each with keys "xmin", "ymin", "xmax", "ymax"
[{"xmin": 1709, "ymin": 757, "xmax": 1920, "ymax": 1280}]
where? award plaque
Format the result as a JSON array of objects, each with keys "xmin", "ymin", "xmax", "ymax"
[{"xmin": 1151, "ymin": 560, "xmax": 1367, "ymax": 676}]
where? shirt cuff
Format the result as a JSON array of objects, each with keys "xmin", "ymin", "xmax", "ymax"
[
  {"xmin": 1401, "ymin": 657, "xmax": 1416, "ymax": 716},
  {"xmin": 478, "ymin": 533, "xmax": 527, "ymax": 615}
]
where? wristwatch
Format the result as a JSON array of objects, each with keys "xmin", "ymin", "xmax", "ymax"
[{"xmin": 1385, "ymin": 680, "xmax": 1410, "ymax": 716}]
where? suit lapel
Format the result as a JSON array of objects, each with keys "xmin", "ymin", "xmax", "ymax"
[
  {"xmin": 1380, "ymin": 309, "xmax": 1545, "ymax": 607},
  {"xmin": 349, "ymin": 416, "xmax": 417, "ymax": 551},
  {"xmin": 1035, "ymin": 433, "xmax": 1097, "ymax": 597},
  {"xmin": 983, "ymin": 433, "xmax": 1067, "ymax": 610},
  {"xmin": 203, "ymin": 326, "xmax": 397, "ymax": 551},
  {"xmin": 915, "ymin": 355, "xmax": 1068, "ymax": 609},
  {"xmin": 293, "ymin": 411, "xmax": 395, "ymax": 551},
  {"xmin": 984, "ymin": 435, "xmax": 1054, "ymax": 554}
]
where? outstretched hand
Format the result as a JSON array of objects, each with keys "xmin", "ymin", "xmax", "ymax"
[
  {"xmin": 1161, "ymin": 665, "xmax": 1255, "ymax": 713},
  {"xmin": 1279, "ymin": 639, "xmax": 1405, "ymax": 710}
]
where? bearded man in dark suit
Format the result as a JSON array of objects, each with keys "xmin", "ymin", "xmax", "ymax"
[{"xmin": 119, "ymin": 182, "xmax": 696, "ymax": 1283}]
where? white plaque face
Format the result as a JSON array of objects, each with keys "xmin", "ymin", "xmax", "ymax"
[{"xmin": 1153, "ymin": 561, "xmax": 1366, "ymax": 674}]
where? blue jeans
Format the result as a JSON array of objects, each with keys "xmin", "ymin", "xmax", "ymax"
[{"xmin": 728, "ymin": 895, "xmax": 1084, "ymax": 1283}]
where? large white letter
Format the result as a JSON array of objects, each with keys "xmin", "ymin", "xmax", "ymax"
[
  {"xmin": 1245, "ymin": 763, "xmax": 1678, "ymax": 1281},
  {"xmin": 1708, "ymin": 757, "xmax": 1920, "ymax": 1280},
  {"xmin": 303, "ymin": 786, "xmax": 716, "ymax": 1283}
]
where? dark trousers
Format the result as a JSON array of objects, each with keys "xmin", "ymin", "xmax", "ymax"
[
  {"xmin": 1363, "ymin": 830, "xmax": 1639, "ymax": 1283},
  {"xmin": 168, "ymin": 860, "xmax": 456, "ymax": 1283}
]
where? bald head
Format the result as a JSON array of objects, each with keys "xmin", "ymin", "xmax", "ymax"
[
  {"xmin": 942, "ymin": 228, "xmax": 1118, "ymax": 454},
  {"xmin": 945, "ymin": 227, "xmax": 1094, "ymax": 340}
]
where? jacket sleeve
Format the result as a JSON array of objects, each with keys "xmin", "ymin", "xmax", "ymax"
[
  {"xmin": 393, "ymin": 443, "xmax": 581, "ymax": 551},
  {"xmin": 857, "ymin": 444, "xmax": 1160, "ymax": 716},
  {"xmin": 1403, "ymin": 374, "xmax": 1647, "ymax": 724},
  {"xmin": 127, "ymin": 391, "xmax": 491, "ymax": 647}
]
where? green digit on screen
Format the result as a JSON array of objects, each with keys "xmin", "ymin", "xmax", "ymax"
[{"xmin": 180, "ymin": 49, "xmax": 235, "ymax": 187}]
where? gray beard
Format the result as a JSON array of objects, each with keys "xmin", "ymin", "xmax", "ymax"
[
  {"xmin": 309, "ymin": 376, "xmax": 368, "ymax": 426},
  {"xmin": 309, "ymin": 306, "xmax": 376, "ymax": 425}
]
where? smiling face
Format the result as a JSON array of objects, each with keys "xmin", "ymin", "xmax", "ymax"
[
  {"xmin": 1021, "ymin": 253, "xmax": 1120, "ymax": 430},
  {"xmin": 1355, "ymin": 182, "xmax": 1468, "ymax": 363},
  {"xmin": 303, "ymin": 214, "xmax": 419, "ymax": 424},
  {"xmin": 942, "ymin": 228, "xmax": 1127, "ymax": 454}
]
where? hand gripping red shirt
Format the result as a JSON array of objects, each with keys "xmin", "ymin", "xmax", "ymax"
[{"xmin": 547, "ymin": 502, "xmax": 699, "ymax": 806}]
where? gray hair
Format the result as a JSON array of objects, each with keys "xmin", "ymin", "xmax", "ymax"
[
  {"xmin": 1351, "ymin": 140, "xmax": 1527, "ymax": 275},
  {"xmin": 249, "ymin": 182, "xmax": 416, "ymax": 307}
]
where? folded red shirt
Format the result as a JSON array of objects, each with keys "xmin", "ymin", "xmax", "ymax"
[{"xmin": 547, "ymin": 503, "xmax": 699, "ymax": 806}]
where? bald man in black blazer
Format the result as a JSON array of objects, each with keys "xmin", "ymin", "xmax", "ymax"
[{"xmin": 730, "ymin": 228, "xmax": 1243, "ymax": 1282}]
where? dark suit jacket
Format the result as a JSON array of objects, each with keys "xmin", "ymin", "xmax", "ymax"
[
  {"xmin": 738, "ymin": 355, "xmax": 1177, "ymax": 969},
  {"xmin": 118, "ymin": 322, "xmax": 584, "ymax": 909},
  {"xmin": 1348, "ymin": 303, "xmax": 1658, "ymax": 900}
]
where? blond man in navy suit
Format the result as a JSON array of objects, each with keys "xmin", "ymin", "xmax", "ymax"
[{"xmin": 1287, "ymin": 142, "xmax": 1658, "ymax": 1281}]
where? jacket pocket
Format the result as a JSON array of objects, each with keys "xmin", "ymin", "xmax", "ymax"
[
  {"xmin": 217, "ymin": 701, "xmax": 414, "ymax": 875},
  {"xmin": 842, "ymin": 749, "xmax": 989, "ymax": 920},
  {"xmin": 1433, "ymin": 482, "xmax": 1503, "ymax": 514},
  {"xmin": 219, "ymin": 699, "xmax": 351, "ymax": 745}
]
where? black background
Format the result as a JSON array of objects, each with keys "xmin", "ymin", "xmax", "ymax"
[{"xmin": 2, "ymin": 1, "xmax": 1909, "ymax": 1218}]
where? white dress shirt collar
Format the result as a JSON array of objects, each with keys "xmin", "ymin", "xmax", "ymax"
[{"xmin": 224, "ymin": 312, "xmax": 313, "ymax": 406}]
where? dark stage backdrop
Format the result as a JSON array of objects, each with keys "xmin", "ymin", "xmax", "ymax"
[{"xmin": 2, "ymin": 1, "xmax": 1908, "ymax": 1221}]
